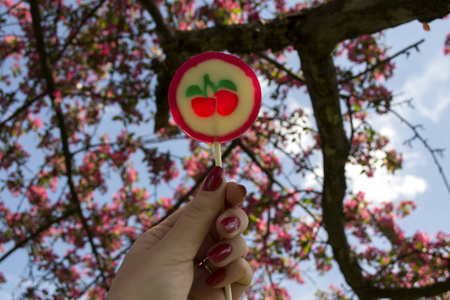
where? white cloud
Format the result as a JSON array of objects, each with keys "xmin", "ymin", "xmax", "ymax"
[
  {"xmin": 401, "ymin": 53, "xmax": 450, "ymax": 123},
  {"xmin": 299, "ymin": 158, "xmax": 428, "ymax": 204},
  {"xmin": 346, "ymin": 164, "xmax": 427, "ymax": 203}
]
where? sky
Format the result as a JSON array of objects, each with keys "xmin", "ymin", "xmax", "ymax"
[{"xmin": 1, "ymin": 8, "xmax": 449, "ymax": 300}]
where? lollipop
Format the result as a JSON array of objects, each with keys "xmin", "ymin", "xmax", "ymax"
[{"xmin": 168, "ymin": 52, "xmax": 261, "ymax": 299}]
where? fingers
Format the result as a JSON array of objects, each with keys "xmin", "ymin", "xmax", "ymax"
[
  {"xmin": 216, "ymin": 207, "xmax": 249, "ymax": 239},
  {"xmin": 225, "ymin": 181, "xmax": 247, "ymax": 207},
  {"xmin": 160, "ymin": 166, "xmax": 226, "ymax": 259},
  {"xmin": 205, "ymin": 258, "xmax": 253, "ymax": 291},
  {"xmin": 207, "ymin": 235, "xmax": 248, "ymax": 268}
]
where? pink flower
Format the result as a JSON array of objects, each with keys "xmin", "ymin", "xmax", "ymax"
[
  {"xmin": 125, "ymin": 168, "xmax": 138, "ymax": 185},
  {"xmin": 33, "ymin": 117, "xmax": 43, "ymax": 129},
  {"xmin": 26, "ymin": 185, "xmax": 48, "ymax": 204}
]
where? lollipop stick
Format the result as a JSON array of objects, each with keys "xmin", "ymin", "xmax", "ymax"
[
  {"xmin": 214, "ymin": 141, "xmax": 222, "ymax": 167},
  {"xmin": 213, "ymin": 141, "xmax": 232, "ymax": 300}
]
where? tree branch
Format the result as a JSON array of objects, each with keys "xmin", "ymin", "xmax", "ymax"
[
  {"xmin": 257, "ymin": 51, "xmax": 306, "ymax": 83},
  {"xmin": 51, "ymin": 0, "xmax": 107, "ymax": 63},
  {"xmin": 390, "ymin": 108, "xmax": 450, "ymax": 197},
  {"xmin": 236, "ymin": 138, "xmax": 320, "ymax": 224},
  {"xmin": 0, "ymin": 209, "xmax": 77, "ymax": 263},
  {"xmin": 162, "ymin": 0, "xmax": 450, "ymax": 56},
  {"xmin": 139, "ymin": 0, "xmax": 172, "ymax": 41},
  {"xmin": 29, "ymin": 0, "xmax": 109, "ymax": 289},
  {"xmin": 295, "ymin": 45, "xmax": 375, "ymax": 297},
  {"xmin": 0, "ymin": 91, "xmax": 46, "ymax": 127},
  {"xmin": 339, "ymin": 39, "xmax": 425, "ymax": 84}
]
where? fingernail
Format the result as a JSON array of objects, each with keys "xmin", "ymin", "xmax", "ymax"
[
  {"xmin": 208, "ymin": 244, "xmax": 232, "ymax": 263},
  {"xmin": 221, "ymin": 217, "xmax": 239, "ymax": 233},
  {"xmin": 238, "ymin": 184, "xmax": 247, "ymax": 197},
  {"xmin": 203, "ymin": 166, "xmax": 224, "ymax": 191},
  {"xmin": 205, "ymin": 268, "xmax": 227, "ymax": 287}
]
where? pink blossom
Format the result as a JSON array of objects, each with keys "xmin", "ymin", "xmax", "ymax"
[{"xmin": 26, "ymin": 185, "xmax": 48, "ymax": 204}]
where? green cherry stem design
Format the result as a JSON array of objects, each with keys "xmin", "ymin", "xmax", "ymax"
[
  {"xmin": 187, "ymin": 74, "xmax": 239, "ymax": 118},
  {"xmin": 204, "ymin": 74, "xmax": 216, "ymax": 97},
  {"xmin": 186, "ymin": 74, "xmax": 237, "ymax": 98}
]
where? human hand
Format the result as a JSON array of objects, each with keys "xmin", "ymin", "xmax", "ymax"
[{"xmin": 106, "ymin": 166, "xmax": 252, "ymax": 300}]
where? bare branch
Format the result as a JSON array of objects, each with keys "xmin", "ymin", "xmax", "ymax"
[
  {"xmin": 339, "ymin": 39, "xmax": 425, "ymax": 84},
  {"xmin": 236, "ymin": 139, "xmax": 320, "ymax": 224},
  {"xmin": 390, "ymin": 108, "xmax": 450, "ymax": 197},
  {"xmin": 257, "ymin": 51, "xmax": 306, "ymax": 83},
  {"xmin": 0, "ymin": 209, "xmax": 77, "ymax": 263},
  {"xmin": 0, "ymin": 91, "xmax": 46, "ymax": 127},
  {"xmin": 51, "ymin": 0, "xmax": 107, "ymax": 63}
]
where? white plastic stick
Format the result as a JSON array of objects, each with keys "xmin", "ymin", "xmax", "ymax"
[
  {"xmin": 214, "ymin": 141, "xmax": 222, "ymax": 167},
  {"xmin": 225, "ymin": 285, "xmax": 232, "ymax": 300},
  {"xmin": 213, "ymin": 141, "xmax": 232, "ymax": 300}
]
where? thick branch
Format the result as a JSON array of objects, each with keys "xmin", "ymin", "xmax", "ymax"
[
  {"xmin": 162, "ymin": 0, "xmax": 450, "ymax": 56},
  {"xmin": 295, "ymin": 46, "xmax": 373, "ymax": 297}
]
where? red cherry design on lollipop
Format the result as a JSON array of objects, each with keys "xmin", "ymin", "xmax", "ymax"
[
  {"xmin": 187, "ymin": 74, "xmax": 238, "ymax": 117},
  {"xmin": 169, "ymin": 52, "xmax": 261, "ymax": 144},
  {"xmin": 191, "ymin": 96, "xmax": 216, "ymax": 117}
]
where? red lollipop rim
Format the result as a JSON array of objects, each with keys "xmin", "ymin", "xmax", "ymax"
[{"xmin": 168, "ymin": 52, "xmax": 261, "ymax": 144}]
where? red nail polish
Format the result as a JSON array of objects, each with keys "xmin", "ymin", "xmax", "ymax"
[
  {"xmin": 205, "ymin": 268, "xmax": 227, "ymax": 287},
  {"xmin": 208, "ymin": 244, "xmax": 232, "ymax": 263},
  {"xmin": 221, "ymin": 217, "xmax": 239, "ymax": 233},
  {"xmin": 203, "ymin": 166, "xmax": 224, "ymax": 191}
]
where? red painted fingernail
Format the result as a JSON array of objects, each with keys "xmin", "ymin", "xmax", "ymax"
[
  {"xmin": 221, "ymin": 217, "xmax": 239, "ymax": 233},
  {"xmin": 203, "ymin": 166, "xmax": 224, "ymax": 191},
  {"xmin": 208, "ymin": 244, "xmax": 232, "ymax": 263},
  {"xmin": 205, "ymin": 268, "xmax": 227, "ymax": 287}
]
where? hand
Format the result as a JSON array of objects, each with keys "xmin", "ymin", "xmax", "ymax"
[{"xmin": 106, "ymin": 166, "xmax": 253, "ymax": 300}]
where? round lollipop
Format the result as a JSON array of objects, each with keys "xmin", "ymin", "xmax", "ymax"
[
  {"xmin": 168, "ymin": 52, "xmax": 261, "ymax": 300},
  {"xmin": 169, "ymin": 52, "xmax": 261, "ymax": 145}
]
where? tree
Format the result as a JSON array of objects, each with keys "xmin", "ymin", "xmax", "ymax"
[{"xmin": 1, "ymin": 0, "xmax": 450, "ymax": 299}]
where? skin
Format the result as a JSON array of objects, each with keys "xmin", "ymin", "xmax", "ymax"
[{"xmin": 106, "ymin": 176, "xmax": 252, "ymax": 300}]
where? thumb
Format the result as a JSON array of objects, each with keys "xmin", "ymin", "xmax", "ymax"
[{"xmin": 161, "ymin": 166, "xmax": 226, "ymax": 258}]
